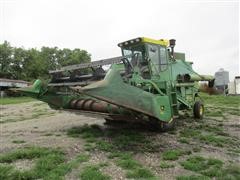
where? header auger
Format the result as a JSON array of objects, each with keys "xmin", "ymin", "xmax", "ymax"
[{"xmin": 18, "ymin": 37, "xmax": 214, "ymax": 130}]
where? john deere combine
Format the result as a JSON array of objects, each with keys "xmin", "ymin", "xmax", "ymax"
[{"xmin": 19, "ymin": 37, "xmax": 214, "ymax": 130}]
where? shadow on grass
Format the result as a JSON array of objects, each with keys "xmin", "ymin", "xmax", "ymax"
[
  {"xmin": 67, "ymin": 123, "xmax": 164, "ymax": 153},
  {"xmin": 67, "ymin": 123, "xmax": 163, "ymax": 179}
]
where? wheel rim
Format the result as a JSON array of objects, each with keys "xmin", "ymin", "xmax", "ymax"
[{"xmin": 199, "ymin": 105, "xmax": 203, "ymax": 115}]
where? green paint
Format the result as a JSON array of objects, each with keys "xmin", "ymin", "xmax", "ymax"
[{"xmin": 17, "ymin": 37, "xmax": 214, "ymax": 123}]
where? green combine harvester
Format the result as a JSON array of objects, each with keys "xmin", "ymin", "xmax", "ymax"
[{"xmin": 19, "ymin": 37, "xmax": 214, "ymax": 130}]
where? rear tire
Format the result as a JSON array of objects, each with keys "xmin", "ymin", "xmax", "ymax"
[{"xmin": 193, "ymin": 101, "xmax": 204, "ymax": 119}]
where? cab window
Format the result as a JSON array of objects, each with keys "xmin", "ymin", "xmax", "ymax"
[
  {"xmin": 148, "ymin": 44, "xmax": 159, "ymax": 75},
  {"xmin": 122, "ymin": 45, "xmax": 145, "ymax": 67},
  {"xmin": 159, "ymin": 46, "xmax": 167, "ymax": 71}
]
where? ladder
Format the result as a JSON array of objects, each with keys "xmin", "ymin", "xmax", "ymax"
[{"xmin": 170, "ymin": 88, "xmax": 179, "ymax": 116}]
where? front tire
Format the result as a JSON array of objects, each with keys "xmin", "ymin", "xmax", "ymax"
[{"xmin": 193, "ymin": 101, "xmax": 204, "ymax": 119}]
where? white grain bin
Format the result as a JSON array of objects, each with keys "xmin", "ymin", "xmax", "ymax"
[
  {"xmin": 214, "ymin": 68, "xmax": 229, "ymax": 92},
  {"xmin": 228, "ymin": 76, "xmax": 240, "ymax": 95}
]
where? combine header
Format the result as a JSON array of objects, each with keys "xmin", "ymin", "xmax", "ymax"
[{"xmin": 19, "ymin": 37, "xmax": 214, "ymax": 130}]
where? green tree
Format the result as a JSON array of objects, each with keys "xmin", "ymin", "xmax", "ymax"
[
  {"xmin": 58, "ymin": 48, "xmax": 91, "ymax": 66},
  {"xmin": 11, "ymin": 47, "xmax": 27, "ymax": 79},
  {"xmin": 0, "ymin": 41, "xmax": 91, "ymax": 81},
  {"xmin": 0, "ymin": 41, "xmax": 13, "ymax": 78}
]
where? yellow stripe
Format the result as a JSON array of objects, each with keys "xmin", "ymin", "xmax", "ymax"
[
  {"xmin": 141, "ymin": 37, "xmax": 169, "ymax": 46},
  {"xmin": 118, "ymin": 37, "xmax": 169, "ymax": 47}
]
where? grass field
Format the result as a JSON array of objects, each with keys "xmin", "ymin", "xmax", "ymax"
[
  {"xmin": 0, "ymin": 96, "xmax": 35, "ymax": 105},
  {"xmin": 0, "ymin": 93, "xmax": 239, "ymax": 179}
]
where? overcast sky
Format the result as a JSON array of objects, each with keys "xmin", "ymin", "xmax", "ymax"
[{"xmin": 0, "ymin": 0, "xmax": 239, "ymax": 80}]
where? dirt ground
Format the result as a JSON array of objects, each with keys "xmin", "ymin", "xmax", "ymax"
[
  {"xmin": 0, "ymin": 102, "xmax": 102, "ymax": 157},
  {"xmin": 0, "ymin": 101, "xmax": 239, "ymax": 179}
]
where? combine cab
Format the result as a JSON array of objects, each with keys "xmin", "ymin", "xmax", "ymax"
[{"xmin": 19, "ymin": 37, "xmax": 214, "ymax": 130}]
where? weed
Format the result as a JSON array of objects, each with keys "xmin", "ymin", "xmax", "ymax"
[
  {"xmin": 0, "ymin": 165, "xmax": 14, "ymax": 179},
  {"xmin": 201, "ymin": 166, "xmax": 222, "ymax": 177},
  {"xmin": 45, "ymin": 154, "xmax": 89, "ymax": 179},
  {"xmin": 96, "ymin": 141, "xmax": 114, "ymax": 152},
  {"xmin": 116, "ymin": 157, "xmax": 141, "ymax": 170},
  {"xmin": 0, "ymin": 147, "xmax": 64, "ymax": 179},
  {"xmin": 180, "ymin": 129, "xmax": 200, "ymax": 138},
  {"xmin": 34, "ymin": 153, "xmax": 65, "ymax": 176},
  {"xmin": 75, "ymin": 154, "xmax": 90, "ymax": 163},
  {"xmin": 162, "ymin": 150, "xmax": 183, "ymax": 160},
  {"xmin": 180, "ymin": 156, "xmax": 223, "ymax": 178},
  {"xmin": 80, "ymin": 165, "xmax": 110, "ymax": 180},
  {"xmin": 84, "ymin": 143, "xmax": 96, "ymax": 151},
  {"xmin": 180, "ymin": 126, "xmax": 234, "ymax": 148},
  {"xmin": 181, "ymin": 156, "xmax": 223, "ymax": 171},
  {"xmin": 113, "ymin": 152, "xmax": 132, "ymax": 159},
  {"xmin": 126, "ymin": 167, "xmax": 155, "ymax": 179},
  {"xmin": 67, "ymin": 124, "xmax": 103, "ymax": 138},
  {"xmin": 108, "ymin": 152, "xmax": 129, "ymax": 159},
  {"xmin": 112, "ymin": 152, "xmax": 155, "ymax": 178},
  {"xmin": 98, "ymin": 162, "xmax": 109, "ymax": 167},
  {"xmin": 199, "ymin": 134, "xmax": 229, "ymax": 147},
  {"xmin": 220, "ymin": 164, "xmax": 240, "ymax": 179},
  {"xmin": 0, "ymin": 147, "xmax": 61, "ymax": 163},
  {"xmin": 159, "ymin": 162, "xmax": 174, "ymax": 168},
  {"xmin": 85, "ymin": 137, "xmax": 97, "ymax": 143},
  {"xmin": 0, "ymin": 147, "xmax": 89, "ymax": 179}
]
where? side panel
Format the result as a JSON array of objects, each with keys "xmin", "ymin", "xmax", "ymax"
[{"xmin": 72, "ymin": 65, "xmax": 173, "ymax": 122}]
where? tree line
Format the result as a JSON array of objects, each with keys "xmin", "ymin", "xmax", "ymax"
[{"xmin": 0, "ymin": 41, "xmax": 91, "ymax": 81}]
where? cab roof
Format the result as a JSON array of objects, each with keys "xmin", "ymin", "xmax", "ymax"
[{"xmin": 118, "ymin": 37, "xmax": 169, "ymax": 47}]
